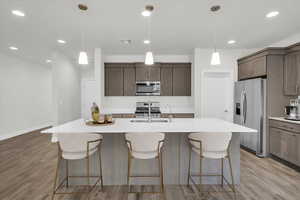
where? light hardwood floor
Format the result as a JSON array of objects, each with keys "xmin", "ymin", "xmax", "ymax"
[{"xmin": 0, "ymin": 130, "xmax": 300, "ymax": 200}]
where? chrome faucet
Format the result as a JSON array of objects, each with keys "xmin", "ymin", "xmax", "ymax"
[{"xmin": 148, "ymin": 101, "xmax": 152, "ymax": 122}]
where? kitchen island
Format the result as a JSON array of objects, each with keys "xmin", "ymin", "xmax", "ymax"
[{"xmin": 42, "ymin": 118, "xmax": 256, "ymax": 185}]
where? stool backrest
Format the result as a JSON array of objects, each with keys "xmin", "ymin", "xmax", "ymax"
[
  {"xmin": 125, "ymin": 133, "xmax": 165, "ymax": 152},
  {"xmin": 188, "ymin": 132, "xmax": 232, "ymax": 152},
  {"xmin": 58, "ymin": 133, "xmax": 102, "ymax": 153}
]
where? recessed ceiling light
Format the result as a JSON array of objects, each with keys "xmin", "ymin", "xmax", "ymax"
[
  {"xmin": 12, "ymin": 10, "xmax": 25, "ymax": 17},
  {"xmin": 57, "ymin": 39, "xmax": 66, "ymax": 44},
  {"xmin": 144, "ymin": 40, "xmax": 151, "ymax": 44},
  {"xmin": 9, "ymin": 46, "xmax": 18, "ymax": 50},
  {"xmin": 46, "ymin": 59, "xmax": 52, "ymax": 63},
  {"xmin": 266, "ymin": 11, "xmax": 279, "ymax": 18},
  {"xmin": 228, "ymin": 40, "xmax": 236, "ymax": 44},
  {"xmin": 141, "ymin": 5, "xmax": 154, "ymax": 17},
  {"xmin": 120, "ymin": 39, "xmax": 131, "ymax": 45}
]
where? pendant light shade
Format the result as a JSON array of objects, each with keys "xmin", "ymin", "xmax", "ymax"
[
  {"xmin": 78, "ymin": 51, "xmax": 88, "ymax": 65},
  {"xmin": 211, "ymin": 51, "xmax": 221, "ymax": 66},
  {"xmin": 210, "ymin": 5, "xmax": 221, "ymax": 66},
  {"xmin": 78, "ymin": 4, "xmax": 89, "ymax": 66},
  {"xmin": 145, "ymin": 51, "xmax": 154, "ymax": 65}
]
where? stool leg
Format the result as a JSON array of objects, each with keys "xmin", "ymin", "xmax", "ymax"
[
  {"xmin": 158, "ymin": 152, "xmax": 164, "ymax": 192},
  {"xmin": 127, "ymin": 152, "xmax": 131, "ymax": 186},
  {"xmin": 221, "ymin": 158, "xmax": 224, "ymax": 187},
  {"xmin": 86, "ymin": 149, "xmax": 90, "ymax": 200},
  {"xmin": 51, "ymin": 148, "xmax": 61, "ymax": 200},
  {"xmin": 161, "ymin": 152, "xmax": 165, "ymax": 191},
  {"xmin": 187, "ymin": 146, "xmax": 191, "ymax": 187},
  {"xmin": 228, "ymin": 154, "xmax": 237, "ymax": 200},
  {"xmin": 98, "ymin": 147, "xmax": 104, "ymax": 190},
  {"xmin": 66, "ymin": 160, "xmax": 69, "ymax": 188},
  {"xmin": 199, "ymin": 156, "xmax": 202, "ymax": 189}
]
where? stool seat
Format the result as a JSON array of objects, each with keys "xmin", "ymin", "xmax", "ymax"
[
  {"xmin": 62, "ymin": 147, "xmax": 98, "ymax": 160},
  {"xmin": 192, "ymin": 147, "xmax": 227, "ymax": 159},
  {"xmin": 131, "ymin": 150, "xmax": 158, "ymax": 159}
]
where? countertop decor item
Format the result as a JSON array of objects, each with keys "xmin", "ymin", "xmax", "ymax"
[
  {"xmin": 91, "ymin": 102, "xmax": 100, "ymax": 122},
  {"xmin": 85, "ymin": 120, "xmax": 115, "ymax": 126}
]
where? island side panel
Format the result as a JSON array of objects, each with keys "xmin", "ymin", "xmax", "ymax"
[{"xmin": 60, "ymin": 133, "xmax": 240, "ymax": 185}]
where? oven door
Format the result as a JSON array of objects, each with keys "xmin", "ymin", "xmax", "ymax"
[{"xmin": 136, "ymin": 81, "xmax": 160, "ymax": 96}]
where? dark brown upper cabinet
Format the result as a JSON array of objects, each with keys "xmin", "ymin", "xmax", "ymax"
[
  {"xmin": 105, "ymin": 64, "xmax": 124, "ymax": 96},
  {"xmin": 135, "ymin": 63, "xmax": 161, "ymax": 81},
  {"xmin": 104, "ymin": 62, "xmax": 191, "ymax": 96},
  {"xmin": 172, "ymin": 63, "xmax": 191, "ymax": 96},
  {"xmin": 238, "ymin": 56, "xmax": 266, "ymax": 80},
  {"xmin": 160, "ymin": 64, "xmax": 173, "ymax": 96},
  {"xmin": 123, "ymin": 64, "xmax": 136, "ymax": 96},
  {"xmin": 283, "ymin": 52, "xmax": 299, "ymax": 96}
]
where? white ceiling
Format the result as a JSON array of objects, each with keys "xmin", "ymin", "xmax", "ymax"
[{"xmin": 0, "ymin": 0, "xmax": 300, "ymax": 64}]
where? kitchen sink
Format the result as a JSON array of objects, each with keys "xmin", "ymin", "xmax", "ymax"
[{"xmin": 130, "ymin": 119, "xmax": 169, "ymax": 123}]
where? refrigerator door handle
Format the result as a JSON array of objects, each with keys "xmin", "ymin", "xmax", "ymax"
[
  {"xmin": 240, "ymin": 91, "xmax": 244, "ymax": 125},
  {"xmin": 243, "ymin": 92, "xmax": 247, "ymax": 124}
]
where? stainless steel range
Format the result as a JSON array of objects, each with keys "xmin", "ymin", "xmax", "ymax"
[{"xmin": 135, "ymin": 102, "xmax": 161, "ymax": 118}]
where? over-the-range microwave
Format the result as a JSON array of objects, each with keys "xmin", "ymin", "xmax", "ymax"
[{"xmin": 135, "ymin": 81, "xmax": 160, "ymax": 96}]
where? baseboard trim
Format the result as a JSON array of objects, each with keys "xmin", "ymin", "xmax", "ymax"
[
  {"xmin": 0, "ymin": 123, "xmax": 53, "ymax": 141},
  {"xmin": 270, "ymin": 154, "xmax": 300, "ymax": 172}
]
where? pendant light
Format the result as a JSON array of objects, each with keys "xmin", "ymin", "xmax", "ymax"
[
  {"xmin": 78, "ymin": 4, "xmax": 88, "ymax": 65},
  {"xmin": 210, "ymin": 5, "xmax": 221, "ymax": 66},
  {"xmin": 145, "ymin": 51, "xmax": 154, "ymax": 65},
  {"xmin": 144, "ymin": 5, "xmax": 154, "ymax": 65}
]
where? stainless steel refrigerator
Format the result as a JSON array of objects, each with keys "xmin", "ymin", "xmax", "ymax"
[{"xmin": 234, "ymin": 78, "xmax": 267, "ymax": 157}]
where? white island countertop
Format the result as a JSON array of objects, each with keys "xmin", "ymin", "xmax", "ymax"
[{"xmin": 42, "ymin": 118, "xmax": 256, "ymax": 134}]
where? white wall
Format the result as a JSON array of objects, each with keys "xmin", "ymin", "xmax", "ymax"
[
  {"xmin": 52, "ymin": 52, "xmax": 81, "ymax": 125},
  {"xmin": 269, "ymin": 32, "xmax": 300, "ymax": 47},
  {"xmin": 193, "ymin": 48, "xmax": 258, "ymax": 120},
  {"xmin": 0, "ymin": 53, "xmax": 52, "ymax": 140}
]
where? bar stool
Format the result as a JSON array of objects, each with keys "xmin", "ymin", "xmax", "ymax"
[
  {"xmin": 125, "ymin": 132, "xmax": 165, "ymax": 196},
  {"xmin": 187, "ymin": 132, "xmax": 236, "ymax": 200},
  {"xmin": 51, "ymin": 133, "xmax": 103, "ymax": 200}
]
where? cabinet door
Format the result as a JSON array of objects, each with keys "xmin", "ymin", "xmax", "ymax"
[
  {"xmin": 136, "ymin": 63, "xmax": 161, "ymax": 81},
  {"xmin": 172, "ymin": 64, "xmax": 191, "ymax": 96},
  {"xmin": 284, "ymin": 53, "xmax": 298, "ymax": 95},
  {"xmin": 105, "ymin": 64, "xmax": 124, "ymax": 96},
  {"xmin": 135, "ymin": 63, "xmax": 149, "ymax": 81},
  {"xmin": 252, "ymin": 56, "xmax": 267, "ymax": 77},
  {"xmin": 149, "ymin": 64, "xmax": 161, "ymax": 81},
  {"xmin": 269, "ymin": 128, "xmax": 282, "ymax": 157},
  {"xmin": 238, "ymin": 62, "xmax": 253, "ymax": 80},
  {"xmin": 296, "ymin": 134, "xmax": 300, "ymax": 166},
  {"xmin": 160, "ymin": 64, "xmax": 173, "ymax": 96},
  {"xmin": 123, "ymin": 65, "xmax": 136, "ymax": 96},
  {"xmin": 280, "ymin": 130, "xmax": 297, "ymax": 164}
]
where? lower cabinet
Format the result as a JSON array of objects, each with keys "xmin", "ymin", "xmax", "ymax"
[
  {"xmin": 269, "ymin": 127, "xmax": 298, "ymax": 166},
  {"xmin": 297, "ymin": 134, "xmax": 300, "ymax": 166}
]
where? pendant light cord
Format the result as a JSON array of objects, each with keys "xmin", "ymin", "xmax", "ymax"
[
  {"xmin": 147, "ymin": 16, "xmax": 152, "ymax": 51},
  {"xmin": 212, "ymin": 12, "xmax": 217, "ymax": 52},
  {"xmin": 80, "ymin": 9, "xmax": 86, "ymax": 51}
]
